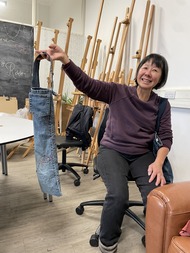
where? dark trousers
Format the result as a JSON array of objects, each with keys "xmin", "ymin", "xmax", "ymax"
[{"xmin": 97, "ymin": 145, "xmax": 157, "ymax": 247}]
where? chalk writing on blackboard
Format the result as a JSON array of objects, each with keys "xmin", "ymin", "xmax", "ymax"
[{"xmin": 0, "ymin": 21, "xmax": 34, "ymax": 108}]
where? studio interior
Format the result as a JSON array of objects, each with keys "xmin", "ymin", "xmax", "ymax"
[{"xmin": 0, "ymin": 1, "xmax": 190, "ymax": 253}]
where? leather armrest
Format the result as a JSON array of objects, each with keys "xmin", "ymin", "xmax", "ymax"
[
  {"xmin": 168, "ymin": 236, "xmax": 190, "ymax": 253},
  {"xmin": 146, "ymin": 181, "xmax": 190, "ymax": 253}
]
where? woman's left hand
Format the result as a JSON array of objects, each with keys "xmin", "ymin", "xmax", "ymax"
[{"xmin": 148, "ymin": 161, "xmax": 166, "ymax": 186}]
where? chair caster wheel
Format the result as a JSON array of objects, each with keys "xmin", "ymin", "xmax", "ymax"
[
  {"xmin": 74, "ymin": 179, "xmax": 80, "ymax": 186},
  {"xmin": 83, "ymin": 168, "xmax": 89, "ymax": 174},
  {"xmin": 75, "ymin": 205, "xmax": 84, "ymax": 215},
  {"xmin": 89, "ymin": 233, "xmax": 99, "ymax": 247}
]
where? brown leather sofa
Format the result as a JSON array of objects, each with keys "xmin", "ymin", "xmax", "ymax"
[{"xmin": 146, "ymin": 181, "xmax": 190, "ymax": 253}]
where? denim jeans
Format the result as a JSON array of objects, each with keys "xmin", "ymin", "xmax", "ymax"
[
  {"xmin": 97, "ymin": 145, "xmax": 157, "ymax": 247},
  {"xmin": 29, "ymin": 55, "xmax": 61, "ymax": 196}
]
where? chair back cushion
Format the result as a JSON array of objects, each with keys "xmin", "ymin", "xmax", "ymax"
[{"xmin": 66, "ymin": 104, "xmax": 94, "ymax": 150}]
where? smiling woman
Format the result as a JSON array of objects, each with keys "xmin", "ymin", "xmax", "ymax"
[{"xmin": 36, "ymin": 43, "xmax": 173, "ymax": 251}]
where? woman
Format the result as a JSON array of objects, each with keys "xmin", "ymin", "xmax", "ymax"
[{"xmin": 37, "ymin": 44, "xmax": 173, "ymax": 253}]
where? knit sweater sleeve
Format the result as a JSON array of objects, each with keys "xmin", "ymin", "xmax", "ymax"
[{"xmin": 62, "ymin": 60, "xmax": 116, "ymax": 103}]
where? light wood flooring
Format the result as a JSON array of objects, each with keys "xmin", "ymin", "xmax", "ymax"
[{"xmin": 0, "ymin": 148, "xmax": 146, "ymax": 253}]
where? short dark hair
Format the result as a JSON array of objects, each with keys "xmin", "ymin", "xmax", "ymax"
[{"xmin": 135, "ymin": 53, "xmax": 169, "ymax": 90}]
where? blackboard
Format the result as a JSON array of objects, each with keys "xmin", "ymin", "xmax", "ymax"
[{"xmin": 0, "ymin": 21, "xmax": 34, "ymax": 109}]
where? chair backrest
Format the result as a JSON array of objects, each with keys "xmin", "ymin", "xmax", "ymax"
[
  {"xmin": 66, "ymin": 104, "xmax": 94, "ymax": 150},
  {"xmin": 97, "ymin": 107, "xmax": 109, "ymax": 146}
]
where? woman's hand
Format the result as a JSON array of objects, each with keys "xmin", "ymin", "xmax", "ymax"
[
  {"xmin": 148, "ymin": 161, "xmax": 166, "ymax": 186},
  {"xmin": 148, "ymin": 146, "xmax": 169, "ymax": 186},
  {"xmin": 35, "ymin": 44, "xmax": 70, "ymax": 65}
]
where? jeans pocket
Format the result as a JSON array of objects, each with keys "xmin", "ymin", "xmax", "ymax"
[{"xmin": 29, "ymin": 90, "xmax": 52, "ymax": 117}]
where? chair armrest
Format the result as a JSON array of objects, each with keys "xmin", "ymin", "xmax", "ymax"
[{"xmin": 146, "ymin": 181, "xmax": 190, "ymax": 253}]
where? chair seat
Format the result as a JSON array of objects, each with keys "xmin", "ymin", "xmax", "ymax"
[
  {"xmin": 55, "ymin": 135, "xmax": 89, "ymax": 187},
  {"xmin": 56, "ymin": 135, "xmax": 83, "ymax": 149}
]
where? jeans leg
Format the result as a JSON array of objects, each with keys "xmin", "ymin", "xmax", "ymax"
[
  {"xmin": 29, "ymin": 88, "xmax": 61, "ymax": 196},
  {"xmin": 97, "ymin": 146, "xmax": 130, "ymax": 247},
  {"xmin": 130, "ymin": 151, "xmax": 157, "ymax": 207}
]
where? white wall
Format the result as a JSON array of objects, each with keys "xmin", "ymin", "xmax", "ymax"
[
  {"xmin": 169, "ymin": 107, "xmax": 190, "ymax": 182},
  {"xmin": 0, "ymin": 0, "xmax": 85, "ymax": 33},
  {"xmin": 48, "ymin": 0, "xmax": 85, "ymax": 34},
  {"xmin": 0, "ymin": 0, "xmax": 50, "ymax": 26}
]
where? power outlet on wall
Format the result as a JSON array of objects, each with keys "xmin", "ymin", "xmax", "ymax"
[{"xmin": 164, "ymin": 90, "xmax": 176, "ymax": 99}]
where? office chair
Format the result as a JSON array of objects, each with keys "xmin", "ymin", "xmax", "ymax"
[
  {"xmin": 56, "ymin": 104, "xmax": 94, "ymax": 186},
  {"xmin": 75, "ymin": 107, "xmax": 145, "ymax": 246}
]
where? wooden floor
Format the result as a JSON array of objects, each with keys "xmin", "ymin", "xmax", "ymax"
[{"xmin": 0, "ymin": 148, "xmax": 146, "ymax": 253}]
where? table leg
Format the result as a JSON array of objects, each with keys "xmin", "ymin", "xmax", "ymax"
[{"xmin": 0, "ymin": 144, "xmax": 8, "ymax": 175}]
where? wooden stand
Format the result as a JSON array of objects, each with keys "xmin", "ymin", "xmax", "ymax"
[
  {"xmin": 113, "ymin": 0, "xmax": 136, "ymax": 82},
  {"xmin": 54, "ymin": 18, "xmax": 74, "ymax": 135}
]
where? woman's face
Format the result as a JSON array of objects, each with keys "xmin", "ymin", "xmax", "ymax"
[{"xmin": 137, "ymin": 60, "xmax": 162, "ymax": 90}]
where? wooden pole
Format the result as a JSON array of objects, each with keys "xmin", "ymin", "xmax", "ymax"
[
  {"xmin": 126, "ymin": 68, "xmax": 133, "ymax": 85},
  {"xmin": 113, "ymin": 0, "xmax": 136, "ymax": 82},
  {"xmin": 132, "ymin": 0, "xmax": 150, "ymax": 66},
  {"xmin": 47, "ymin": 29, "xmax": 60, "ymax": 88},
  {"xmin": 142, "ymin": 4, "xmax": 155, "ymax": 59},
  {"xmin": 81, "ymin": 35, "xmax": 93, "ymax": 71},
  {"xmin": 55, "ymin": 18, "xmax": 74, "ymax": 135},
  {"xmin": 71, "ymin": 35, "xmax": 93, "ymax": 106},
  {"xmin": 90, "ymin": 39, "xmax": 102, "ymax": 79},
  {"xmin": 101, "ymin": 17, "xmax": 118, "ymax": 81},
  {"xmin": 85, "ymin": 102, "xmax": 106, "ymax": 165},
  {"xmin": 86, "ymin": 39, "xmax": 102, "ymax": 106},
  {"xmin": 87, "ymin": 0, "xmax": 105, "ymax": 76},
  {"xmin": 34, "ymin": 21, "xmax": 42, "ymax": 57},
  {"xmin": 105, "ymin": 21, "xmax": 121, "ymax": 82},
  {"xmin": 128, "ymin": 3, "xmax": 155, "ymax": 86}
]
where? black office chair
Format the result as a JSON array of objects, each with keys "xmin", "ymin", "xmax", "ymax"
[
  {"xmin": 75, "ymin": 107, "xmax": 145, "ymax": 247},
  {"xmin": 56, "ymin": 104, "xmax": 94, "ymax": 186}
]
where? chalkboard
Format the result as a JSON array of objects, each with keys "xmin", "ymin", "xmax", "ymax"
[{"xmin": 0, "ymin": 21, "xmax": 34, "ymax": 109}]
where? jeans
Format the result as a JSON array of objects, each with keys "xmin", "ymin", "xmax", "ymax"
[
  {"xmin": 29, "ymin": 55, "xmax": 61, "ymax": 196},
  {"xmin": 97, "ymin": 145, "xmax": 157, "ymax": 247}
]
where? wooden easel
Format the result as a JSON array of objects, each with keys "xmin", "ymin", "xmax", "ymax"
[
  {"xmin": 66, "ymin": 0, "xmax": 105, "ymax": 165},
  {"xmin": 54, "ymin": 18, "xmax": 74, "ymax": 135},
  {"xmin": 129, "ymin": 1, "xmax": 155, "ymax": 85},
  {"xmin": 113, "ymin": 0, "xmax": 136, "ymax": 83},
  {"xmin": 71, "ymin": 35, "xmax": 93, "ymax": 106},
  {"xmin": 142, "ymin": 4, "xmax": 155, "ymax": 59},
  {"xmin": 34, "ymin": 21, "xmax": 43, "ymax": 58},
  {"xmin": 71, "ymin": 0, "xmax": 105, "ymax": 106},
  {"xmin": 132, "ymin": 0, "xmax": 151, "ymax": 66},
  {"xmin": 85, "ymin": 16, "xmax": 123, "ymax": 165},
  {"xmin": 87, "ymin": 0, "xmax": 105, "ymax": 77},
  {"xmin": 104, "ymin": 18, "xmax": 121, "ymax": 82}
]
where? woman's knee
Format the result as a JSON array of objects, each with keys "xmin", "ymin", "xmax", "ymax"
[{"xmin": 106, "ymin": 187, "xmax": 129, "ymax": 209}]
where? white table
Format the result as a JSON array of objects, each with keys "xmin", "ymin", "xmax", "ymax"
[{"xmin": 0, "ymin": 115, "xmax": 34, "ymax": 175}]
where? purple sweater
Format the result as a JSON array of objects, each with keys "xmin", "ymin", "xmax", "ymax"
[{"xmin": 63, "ymin": 61, "xmax": 173, "ymax": 155}]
